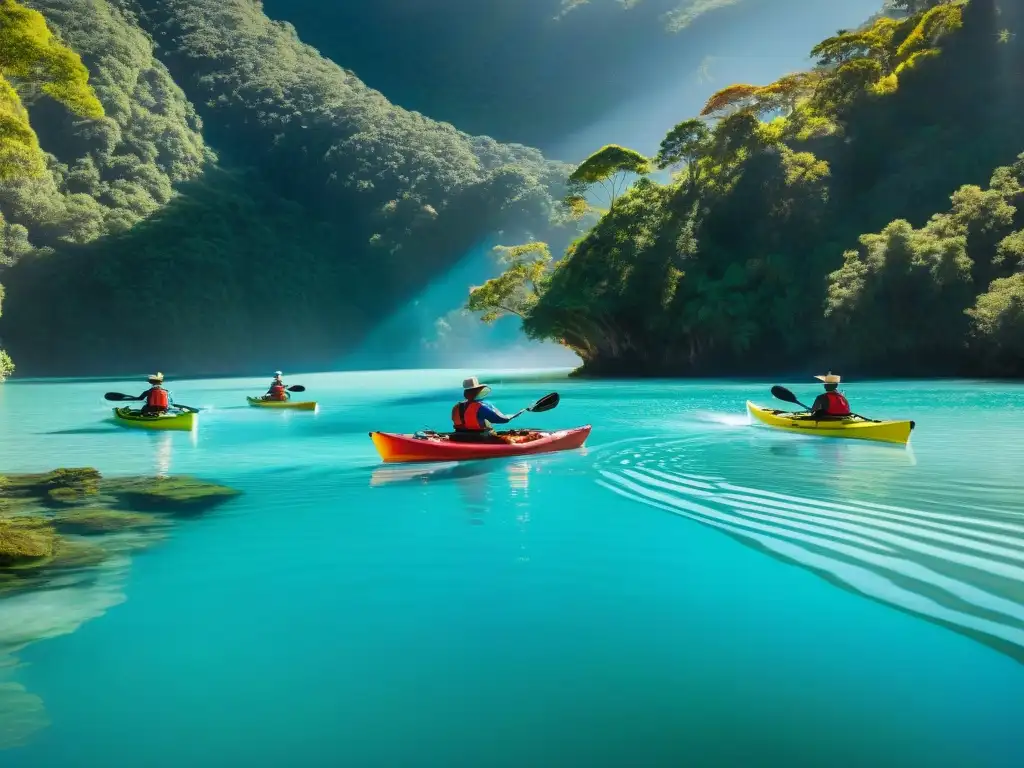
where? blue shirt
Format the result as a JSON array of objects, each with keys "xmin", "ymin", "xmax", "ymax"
[{"xmin": 473, "ymin": 400, "xmax": 512, "ymax": 426}]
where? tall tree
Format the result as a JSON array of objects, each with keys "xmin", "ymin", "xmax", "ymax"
[
  {"xmin": 467, "ymin": 242, "xmax": 553, "ymax": 323},
  {"xmin": 654, "ymin": 118, "xmax": 711, "ymax": 185},
  {"xmin": 564, "ymin": 144, "xmax": 650, "ymax": 214}
]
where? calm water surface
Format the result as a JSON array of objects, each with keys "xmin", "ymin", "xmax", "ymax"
[{"xmin": 1, "ymin": 371, "xmax": 1023, "ymax": 767}]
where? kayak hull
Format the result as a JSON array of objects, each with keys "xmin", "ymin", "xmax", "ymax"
[
  {"xmin": 246, "ymin": 397, "xmax": 317, "ymax": 410},
  {"xmin": 112, "ymin": 407, "xmax": 195, "ymax": 432},
  {"xmin": 746, "ymin": 402, "xmax": 914, "ymax": 445},
  {"xmin": 369, "ymin": 426, "xmax": 592, "ymax": 463}
]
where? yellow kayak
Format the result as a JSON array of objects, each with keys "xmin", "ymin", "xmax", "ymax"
[
  {"xmin": 746, "ymin": 402, "xmax": 914, "ymax": 445},
  {"xmin": 246, "ymin": 397, "xmax": 317, "ymax": 411},
  {"xmin": 113, "ymin": 407, "xmax": 196, "ymax": 432}
]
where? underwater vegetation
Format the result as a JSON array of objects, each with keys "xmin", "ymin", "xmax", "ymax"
[
  {"xmin": 0, "ymin": 467, "xmax": 238, "ymax": 595},
  {"xmin": 0, "ymin": 465, "xmax": 239, "ymax": 749}
]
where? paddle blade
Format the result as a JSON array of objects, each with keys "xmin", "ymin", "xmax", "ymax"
[
  {"xmin": 528, "ymin": 392, "xmax": 560, "ymax": 413},
  {"xmin": 770, "ymin": 386, "xmax": 800, "ymax": 405},
  {"xmin": 287, "ymin": 385, "xmax": 306, "ymax": 392},
  {"xmin": 104, "ymin": 392, "xmax": 136, "ymax": 401}
]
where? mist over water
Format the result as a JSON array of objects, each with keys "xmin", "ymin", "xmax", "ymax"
[{"xmin": 343, "ymin": 241, "xmax": 578, "ymax": 371}]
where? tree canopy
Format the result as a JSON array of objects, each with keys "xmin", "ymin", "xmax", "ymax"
[
  {"xmin": 470, "ymin": 0, "xmax": 1024, "ymax": 378},
  {"xmin": 0, "ymin": 0, "xmax": 582, "ymax": 375},
  {"xmin": 565, "ymin": 144, "xmax": 651, "ymax": 214}
]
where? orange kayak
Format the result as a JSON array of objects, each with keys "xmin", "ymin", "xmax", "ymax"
[{"xmin": 369, "ymin": 426, "xmax": 591, "ymax": 463}]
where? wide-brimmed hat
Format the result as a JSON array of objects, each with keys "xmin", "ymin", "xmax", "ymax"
[
  {"xmin": 274, "ymin": 371, "xmax": 283, "ymax": 377},
  {"xmin": 462, "ymin": 376, "xmax": 491, "ymax": 398},
  {"xmin": 147, "ymin": 372, "xmax": 164, "ymax": 383},
  {"xmin": 814, "ymin": 372, "xmax": 841, "ymax": 384}
]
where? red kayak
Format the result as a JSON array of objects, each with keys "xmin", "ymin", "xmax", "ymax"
[{"xmin": 369, "ymin": 426, "xmax": 592, "ymax": 463}]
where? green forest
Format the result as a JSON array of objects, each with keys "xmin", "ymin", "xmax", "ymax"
[
  {"xmin": 0, "ymin": 0, "xmax": 580, "ymax": 376},
  {"xmin": 470, "ymin": 0, "xmax": 1024, "ymax": 378}
]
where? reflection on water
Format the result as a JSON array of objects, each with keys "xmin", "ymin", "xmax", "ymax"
[
  {"xmin": 369, "ymin": 460, "xmax": 497, "ymax": 488},
  {"xmin": 507, "ymin": 462, "xmax": 531, "ymax": 562},
  {"xmin": 155, "ymin": 433, "xmax": 173, "ymax": 477},
  {"xmin": 595, "ymin": 436, "xmax": 1024, "ymax": 665},
  {"xmin": 370, "ymin": 459, "xmax": 534, "ymax": 545}
]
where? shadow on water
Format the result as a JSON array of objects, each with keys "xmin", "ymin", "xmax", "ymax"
[
  {"xmin": 383, "ymin": 391, "xmax": 450, "ymax": 408},
  {"xmin": 593, "ymin": 436, "xmax": 1024, "ymax": 666},
  {"xmin": 369, "ymin": 460, "xmax": 500, "ymax": 488},
  {"xmin": 41, "ymin": 427, "xmax": 120, "ymax": 435}
]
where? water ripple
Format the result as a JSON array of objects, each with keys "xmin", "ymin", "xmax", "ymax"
[{"xmin": 594, "ymin": 440, "xmax": 1024, "ymax": 665}]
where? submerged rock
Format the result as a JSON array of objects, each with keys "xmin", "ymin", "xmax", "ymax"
[
  {"xmin": 102, "ymin": 475, "xmax": 240, "ymax": 515},
  {"xmin": 0, "ymin": 467, "xmax": 239, "ymax": 597},
  {"xmin": 53, "ymin": 509, "xmax": 169, "ymax": 536},
  {"xmin": 0, "ymin": 680, "xmax": 49, "ymax": 750},
  {"xmin": 3, "ymin": 468, "xmax": 102, "ymax": 507}
]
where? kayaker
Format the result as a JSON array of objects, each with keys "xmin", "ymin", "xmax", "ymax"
[
  {"xmin": 452, "ymin": 377, "xmax": 514, "ymax": 437},
  {"xmin": 265, "ymin": 371, "xmax": 288, "ymax": 402},
  {"xmin": 809, "ymin": 372, "xmax": 851, "ymax": 418},
  {"xmin": 138, "ymin": 372, "xmax": 173, "ymax": 415}
]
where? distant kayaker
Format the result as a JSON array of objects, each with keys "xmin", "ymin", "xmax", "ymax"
[
  {"xmin": 809, "ymin": 372, "xmax": 851, "ymax": 418},
  {"xmin": 139, "ymin": 372, "xmax": 173, "ymax": 415},
  {"xmin": 452, "ymin": 377, "xmax": 513, "ymax": 436},
  {"xmin": 265, "ymin": 371, "xmax": 288, "ymax": 402}
]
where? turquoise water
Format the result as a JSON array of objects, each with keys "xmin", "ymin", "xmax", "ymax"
[{"xmin": 1, "ymin": 372, "xmax": 1023, "ymax": 766}]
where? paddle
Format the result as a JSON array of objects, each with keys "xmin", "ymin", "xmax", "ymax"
[
  {"xmin": 103, "ymin": 392, "xmax": 200, "ymax": 413},
  {"xmin": 509, "ymin": 392, "xmax": 560, "ymax": 420},
  {"xmin": 770, "ymin": 385, "xmax": 878, "ymax": 423},
  {"xmin": 104, "ymin": 392, "xmax": 140, "ymax": 402},
  {"xmin": 287, "ymin": 385, "xmax": 305, "ymax": 392},
  {"xmin": 770, "ymin": 385, "xmax": 811, "ymax": 410}
]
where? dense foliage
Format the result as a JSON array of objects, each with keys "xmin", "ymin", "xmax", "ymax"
[
  {"xmin": 471, "ymin": 0, "xmax": 1024, "ymax": 377},
  {"xmin": 0, "ymin": 0, "xmax": 106, "ymax": 378},
  {"xmin": 0, "ymin": 0, "xmax": 577, "ymax": 375}
]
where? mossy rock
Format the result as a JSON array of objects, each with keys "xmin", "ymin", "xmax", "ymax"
[
  {"xmin": 46, "ymin": 538, "xmax": 109, "ymax": 571},
  {"xmin": 103, "ymin": 476, "xmax": 240, "ymax": 515},
  {"xmin": 0, "ymin": 494, "xmax": 40, "ymax": 517},
  {"xmin": 2, "ymin": 468, "xmax": 101, "ymax": 508},
  {"xmin": 53, "ymin": 509, "xmax": 168, "ymax": 536},
  {"xmin": 46, "ymin": 487, "xmax": 88, "ymax": 505},
  {"xmin": 0, "ymin": 517, "xmax": 57, "ymax": 567},
  {"xmin": 42, "ymin": 468, "xmax": 100, "ymax": 504},
  {"xmin": 44, "ymin": 468, "xmax": 101, "ymax": 490}
]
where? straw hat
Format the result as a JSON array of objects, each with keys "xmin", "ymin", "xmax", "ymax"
[
  {"xmin": 147, "ymin": 372, "xmax": 164, "ymax": 383},
  {"xmin": 814, "ymin": 371, "xmax": 841, "ymax": 384},
  {"xmin": 462, "ymin": 376, "xmax": 491, "ymax": 399}
]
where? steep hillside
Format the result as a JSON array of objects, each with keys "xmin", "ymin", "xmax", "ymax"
[
  {"xmin": 0, "ymin": 0, "xmax": 579, "ymax": 375},
  {"xmin": 469, "ymin": 0, "xmax": 1024, "ymax": 377}
]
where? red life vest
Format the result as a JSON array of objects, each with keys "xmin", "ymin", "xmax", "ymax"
[
  {"xmin": 269, "ymin": 384, "xmax": 287, "ymax": 401},
  {"xmin": 146, "ymin": 386, "xmax": 169, "ymax": 409},
  {"xmin": 822, "ymin": 390, "xmax": 851, "ymax": 416},
  {"xmin": 452, "ymin": 400, "xmax": 486, "ymax": 431}
]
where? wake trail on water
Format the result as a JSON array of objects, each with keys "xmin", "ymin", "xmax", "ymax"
[{"xmin": 594, "ymin": 440, "xmax": 1024, "ymax": 665}]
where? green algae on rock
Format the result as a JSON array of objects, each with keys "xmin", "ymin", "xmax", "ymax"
[
  {"xmin": 101, "ymin": 476, "xmax": 240, "ymax": 515},
  {"xmin": 0, "ymin": 518, "xmax": 57, "ymax": 568},
  {"xmin": 1, "ymin": 468, "xmax": 101, "ymax": 508},
  {"xmin": 0, "ymin": 467, "xmax": 239, "ymax": 597},
  {"xmin": 2, "ymin": 468, "xmax": 238, "ymax": 515},
  {"xmin": 53, "ymin": 509, "xmax": 169, "ymax": 536}
]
